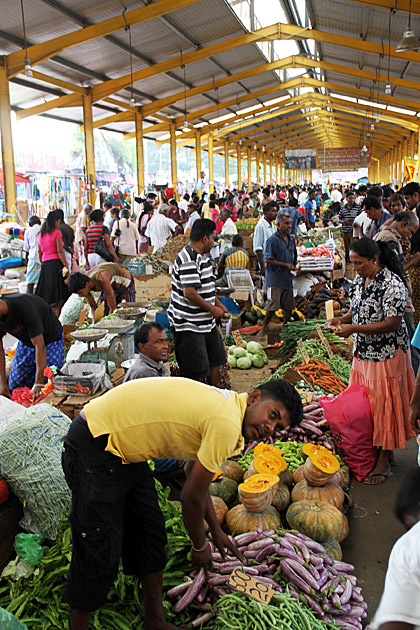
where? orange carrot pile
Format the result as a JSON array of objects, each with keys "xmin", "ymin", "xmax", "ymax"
[{"xmin": 297, "ymin": 359, "xmax": 348, "ymax": 394}]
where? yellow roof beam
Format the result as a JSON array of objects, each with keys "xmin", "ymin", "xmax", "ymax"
[
  {"xmin": 15, "ymin": 93, "xmax": 82, "ymax": 121},
  {"xmin": 6, "ymin": 0, "xmax": 202, "ymax": 78},
  {"xmin": 340, "ymin": 0, "xmax": 416, "ymax": 13},
  {"xmin": 31, "ymin": 70, "xmax": 87, "ymax": 95},
  {"xmin": 92, "ymin": 110, "xmax": 134, "ymax": 129},
  {"xmin": 91, "ymin": 22, "xmax": 286, "ymax": 103}
]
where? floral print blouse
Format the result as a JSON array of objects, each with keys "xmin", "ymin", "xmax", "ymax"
[{"xmin": 349, "ymin": 267, "xmax": 408, "ymax": 362}]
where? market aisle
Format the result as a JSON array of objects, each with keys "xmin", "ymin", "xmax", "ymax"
[{"xmin": 342, "ymin": 437, "xmax": 417, "ymax": 618}]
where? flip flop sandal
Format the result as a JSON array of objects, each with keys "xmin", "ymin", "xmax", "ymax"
[{"xmin": 362, "ymin": 471, "xmax": 393, "ymax": 485}]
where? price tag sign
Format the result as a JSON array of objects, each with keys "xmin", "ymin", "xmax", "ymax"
[
  {"xmin": 232, "ymin": 330, "xmax": 246, "ymax": 347},
  {"xmin": 297, "ymin": 339, "xmax": 310, "ymax": 364},
  {"xmin": 228, "ymin": 568, "xmax": 274, "ymax": 605},
  {"xmin": 297, "ymin": 389, "xmax": 313, "ymax": 405},
  {"xmin": 325, "ymin": 299, "xmax": 335, "ymax": 321},
  {"xmin": 315, "ymin": 324, "xmax": 335, "ymax": 360}
]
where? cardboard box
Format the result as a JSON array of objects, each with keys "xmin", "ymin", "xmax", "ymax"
[{"xmin": 134, "ymin": 274, "xmax": 172, "ymax": 301}]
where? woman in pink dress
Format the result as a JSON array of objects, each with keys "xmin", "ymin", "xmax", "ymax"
[{"xmin": 35, "ymin": 209, "xmax": 69, "ymax": 317}]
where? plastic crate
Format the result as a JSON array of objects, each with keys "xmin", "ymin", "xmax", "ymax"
[{"xmin": 123, "ymin": 260, "xmax": 146, "ymax": 275}]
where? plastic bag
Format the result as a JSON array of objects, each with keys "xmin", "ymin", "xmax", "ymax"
[
  {"xmin": 14, "ymin": 533, "xmax": 48, "ymax": 567},
  {"xmin": 0, "ymin": 607, "xmax": 28, "ymax": 629},
  {"xmin": 320, "ymin": 384, "xmax": 377, "ymax": 481}
]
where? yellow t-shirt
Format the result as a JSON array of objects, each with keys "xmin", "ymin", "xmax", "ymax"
[{"xmin": 84, "ymin": 377, "xmax": 247, "ymax": 472}]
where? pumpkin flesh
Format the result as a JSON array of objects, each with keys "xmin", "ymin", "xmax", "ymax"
[{"xmin": 238, "ymin": 473, "xmax": 279, "ymax": 513}]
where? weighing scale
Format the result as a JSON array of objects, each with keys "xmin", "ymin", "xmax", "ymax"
[
  {"xmin": 93, "ymin": 319, "xmax": 136, "ymax": 366},
  {"xmin": 70, "ymin": 328, "xmax": 109, "ymax": 369}
]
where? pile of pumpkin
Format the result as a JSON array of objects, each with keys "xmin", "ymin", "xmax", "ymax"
[{"xmin": 209, "ymin": 444, "xmax": 350, "ymax": 561}]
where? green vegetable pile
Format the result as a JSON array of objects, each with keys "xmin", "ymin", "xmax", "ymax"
[
  {"xmin": 0, "ymin": 481, "xmax": 191, "ymax": 629},
  {"xmin": 238, "ymin": 440, "xmax": 304, "ymax": 474},
  {"xmin": 210, "ymin": 591, "xmax": 339, "ymax": 630},
  {"xmin": 261, "ymin": 339, "xmax": 351, "ymax": 384},
  {"xmin": 228, "ymin": 341, "xmax": 268, "ymax": 370},
  {"xmin": 277, "ymin": 320, "xmax": 345, "ymax": 362}
]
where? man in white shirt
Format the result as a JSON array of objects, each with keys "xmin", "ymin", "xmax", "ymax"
[
  {"xmin": 253, "ymin": 201, "xmax": 277, "ymax": 276},
  {"xmin": 218, "ymin": 209, "xmax": 237, "ymax": 253},
  {"xmin": 102, "ymin": 201, "xmax": 113, "ymax": 230},
  {"xmin": 298, "ymin": 188, "xmax": 308, "ymax": 207},
  {"xmin": 24, "ymin": 216, "xmax": 42, "ymax": 294},
  {"xmin": 145, "ymin": 204, "xmax": 177, "ymax": 252},
  {"xmin": 179, "ymin": 193, "xmax": 190, "ymax": 214},
  {"xmin": 330, "ymin": 186, "xmax": 342, "ymax": 203},
  {"xmin": 185, "ymin": 204, "xmax": 201, "ymax": 231},
  {"xmin": 371, "ymin": 468, "xmax": 420, "ymax": 630}
]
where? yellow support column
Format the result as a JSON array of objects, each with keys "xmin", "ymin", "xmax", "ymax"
[
  {"xmin": 247, "ymin": 148, "xmax": 252, "ymax": 191},
  {"xmin": 170, "ymin": 123, "xmax": 177, "ymax": 195},
  {"xmin": 263, "ymin": 157, "xmax": 267, "ymax": 187},
  {"xmin": 135, "ymin": 108, "xmax": 145, "ymax": 198},
  {"xmin": 208, "ymin": 132, "xmax": 214, "ymax": 195},
  {"xmin": 256, "ymin": 151, "xmax": 260, "ymax": 186},
  {"xmin": 411, "ymin": 131, "xmax": 416, "ymax": 158},
  {"xmin": 237, "ymin": 145, "xmax": 241, "ymax": 190},
  {"xmin": 0, "ymin": 57, "xmax": 17, "ymax": 221},
  {"xmin": 196, "ymin": 130, "xmax": 201, "ymax": 194},
  {"xmin": 275, "ymin": 161, "xmax": 279, "ymax": 185},
  {"xmin": 82, "ymin": 91, "xmax": 96, "ymax": 207},
  {"xmin": 224, "ymin": 140, "xmax": 229, "ymax": 189}
]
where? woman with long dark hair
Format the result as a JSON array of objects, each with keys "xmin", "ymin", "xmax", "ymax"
[
  {"xmin": 329, "ymin": 238, "xmax": 415, "ymax": 485},
  {"xmin": 35, "ymin": 210, "xmax": 69, "ymax": 317}
]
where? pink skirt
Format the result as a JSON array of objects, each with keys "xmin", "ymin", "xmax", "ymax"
[{"xmin": 349, "ymin": 348, "xmax": 415, "ymax": 451}]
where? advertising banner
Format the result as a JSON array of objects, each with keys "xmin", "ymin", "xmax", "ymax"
[
  {"xmin": 285, "ymin": 149, "xmax": 317, "ymax": 170},
  {"xmin": 316, "ymin": 147, "xmax": 371, "ymax": 171},
  {"xmin": 404, "ymin": 157, "xmax": 418, "ymax": 183}
]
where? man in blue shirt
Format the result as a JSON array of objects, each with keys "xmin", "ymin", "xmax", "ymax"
[
  {"xmin": 277, "ymin": 196, "xmax": 301, "ymax": 237},
  {"xmin": 258, "ymin": 212, "xmax": 297, "ymax": 337},
  {"xmin": 364, "ymin": 196, "xmax": 392, "ymax": 237},
  {"xmin": 304, "ymin": 190, "xmax": 316, "ymax": 229}
]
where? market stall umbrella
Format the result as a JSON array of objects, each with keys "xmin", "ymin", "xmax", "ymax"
[{"xmin": 0, "ymin": 169, "xmax": 31, "ymax": 185}]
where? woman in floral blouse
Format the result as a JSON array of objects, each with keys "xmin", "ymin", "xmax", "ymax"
[{"xmin": 329, "ymin": 238, "xmax": 415, "ymax": 485}]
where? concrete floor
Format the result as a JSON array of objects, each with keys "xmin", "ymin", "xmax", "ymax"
[{"xmin": 342, "ymin": 437, "xmax": 418, "ymax": 621}]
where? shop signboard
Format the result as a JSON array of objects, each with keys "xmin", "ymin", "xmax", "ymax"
[
  {"xmin": 316, "ymin": 147, "xmax": 371, "ymax": 171},
  {"xmin": 285, "ymin": 149, "xmax": 317, "ymax": 170}
]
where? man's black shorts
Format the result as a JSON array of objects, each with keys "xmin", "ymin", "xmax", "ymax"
[
  {"xmin": 173, "ymin": 325, "xmax": 227, "ymax": 379},
  {"xmin": 61, "ymin": 415, "xmax": 167, "ymax": 612}
]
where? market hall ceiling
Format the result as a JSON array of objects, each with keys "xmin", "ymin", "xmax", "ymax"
[{"xmin": 0, "ymin": 0, "xmax": 419, "ymax": 160}]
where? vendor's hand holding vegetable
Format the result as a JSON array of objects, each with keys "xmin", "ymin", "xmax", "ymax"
[
  {"xmin": 211, "ymin": 305, "xmax": 226, "ymax": 319},
  {"xmin": 31, "ymin": 383, "xmax": 43, "ymax": 399}
]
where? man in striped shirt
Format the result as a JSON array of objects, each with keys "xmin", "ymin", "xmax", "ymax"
[
  {"xmin": 338, "ymin": 191, "xmax": 361, "ymax": 263},
  {"xmin": 168, "ymin": 219, "xmax": 227, "ymax": 385}
]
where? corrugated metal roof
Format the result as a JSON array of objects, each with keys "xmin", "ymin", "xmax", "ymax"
[{"xmin": 1, "ymin": 0, "xmax": 419, "ymax": 157}]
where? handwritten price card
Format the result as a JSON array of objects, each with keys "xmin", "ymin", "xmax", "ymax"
[
  {"xmin": 232, "ymin": 330, "xmax": 246, "ymax": 347},
  {"xmin": 296, "ymin": 389, "xmax": 313, "ymax": 405},
  {"xmin": 315, "ymin": 324, "xmax": 334, "ymax": 360},
  {"xmin": 297, "ymin": 339, "xmax": 310, "ymax": 364},
  {"xmin": 228, "ymin": 568, "xmax": 274, "ymax": 605}
]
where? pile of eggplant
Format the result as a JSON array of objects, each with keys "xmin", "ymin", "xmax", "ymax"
[{"xmin": 167, "ymin": 529, "xmax": 367, "ymax": 630}]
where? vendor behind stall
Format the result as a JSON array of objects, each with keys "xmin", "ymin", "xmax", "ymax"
[
  {"xmin": 67, "ymin": 262, "xmax": 135, "ymax": 315},
  {"xmin": 0, "ymin": 294, "xmax": 64, "ymax": 398},
  {"xmin": 61, "ymin": 377, "xmax": 303, "ymax": 630}
]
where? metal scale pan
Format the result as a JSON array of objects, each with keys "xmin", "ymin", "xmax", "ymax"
[{"xmin": 70, "ymin": 328, "xmax": 108, "ymax": 347}]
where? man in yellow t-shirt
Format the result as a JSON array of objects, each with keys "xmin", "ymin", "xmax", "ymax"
[{"xmin": 62, "ymin": 377, "xmax": 302, "ymax": 630}]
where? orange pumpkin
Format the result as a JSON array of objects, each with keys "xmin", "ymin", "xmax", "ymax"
[
  {"xmin": 279, "ymin": 468, "xmax": 293, "ymax": 490},
  {"xmin": 291, "ymin": 480, "xmax": 345, "ymax": 509},
  {"xmin": 337, "ymin": 514, "xmax": 349, "ymax": 542},
  {"xmin": 211, "ymin": 496, "xmax": 228, "ymax": 525},
  {"xmin": 322, "ymin": 539, "xmax": 342, "ymax": 561},
  {"xmin": 226, "ymin": 504, "xmax": 281, "ymax": 534},
  {"xmin": 286, "ymin": 499, "xmax": 345, "ymax": 543},
  {"xmin": 238, "ymin": 473, "xmax": 279, "ymax": 513},
  {"xmin": 303, "ymin": 451, "xmax": 340, "ymax": 487},
  {"xmin": 254, "ymin": 443, "xmax": 284, "ymax": 458},
  {"xmin": 272, "ymin": 482, "xmax": 290, "ymax": 511},
  {"xmin": 220, "ymin": 460, "xmax": 244, "ymax": 484},
  {"xmin": 293, "ymin": 464, "xmax": 305, "ymax": 484}
]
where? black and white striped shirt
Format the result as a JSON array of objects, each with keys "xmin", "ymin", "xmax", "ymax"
[{"xmin": 168, "ymin": 244, "xmax": 216, "ymax": 333}]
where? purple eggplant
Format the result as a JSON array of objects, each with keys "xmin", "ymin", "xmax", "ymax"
[
  {"xmin": 255, "ymin": 543, "xmax": 281, "ymax": 563},
  {"xmin": 310, "ymin": 554, "xmax": 324, "ymax": 567},
  {"xmin": 279, "ymin": 548, "xmax": 305, "ymax": 565},
  {"xmin": 248, "ymin": 537, "xmax": 275, "ymax": 550},
  {"xmin": 318, "ymin": 568, "xmax": 329, "ymax": 588},
  {"xmin": 244, "ymin": 550, "xmax": 260, "ymax": 559},
  {"xmin": 234, "ymin": 532, "xmax": 261, "ymax": 545},
  {"xmin": 208, "ymin": 575, "xmax": 229, "ymax": 586},
  {"xmin": 295, "ymin": 535, "xmax": 327, "ymax": 555},
  {"xmin": 340, "ymin": 579, "xmax": 353, "ymax": 605},
  {"xmin": 302, "ymin": 593, "xmax": 326, "ymax": 618},
  {"xmin": 307, "ymin": 563, "xmax": 321, "ymax": 582},
  {"xmin": 219, "ymin": 561, "xmax": 242, "ymax": 574},
  {"xmin": 242, "ymin": 566, "xmax": 260, "ymax": 576},
  {"xmin": 333, "ymin": 561, "xmax": 355, "ymax": 573},
  {"xmin": 279, "ymin": 560, "xmax": 312, "ymax": 595},
  {"xmin": 192, "ymin": 612, "xmax": 214, "ymax": 628},
  {"xmin": 285, "ymin": 558, "xmax": 320, "ymax": 591},
  {"xmin": 197, "ymin": 583, "xmax": 209, "ymax": 603},
  {"xmin": 283, "ymin": 533, "xmax": 311, "ymax": 561},
  {"xmin": 166, "ymin": 579, "xmax": 192, "ymax": 598},
  {"xmin": 174, "ymin": 569, "xmax": 205, "ymax": 613}
]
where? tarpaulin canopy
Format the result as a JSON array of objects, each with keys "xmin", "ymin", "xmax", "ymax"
[{"xmin": 0, "ymin": 169, "xmax": 31, "ymax": 185}]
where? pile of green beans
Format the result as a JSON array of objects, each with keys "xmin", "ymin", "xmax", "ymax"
[
  {"xmin": 210, "ymin": 591, "xmax": 338, "ymax": 630},
  {"xmin": 238, "ymin": 440, "xmax": 304, "ymax": 474},
  {"xmin": 0, "ymin": 480, "xmax": 191, "ymax": 629},
  {"xmin": 277, "ymin": 320, "xmax": 344, "ymax": 361}
]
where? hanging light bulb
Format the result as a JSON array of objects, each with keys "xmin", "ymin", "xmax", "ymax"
[
  {"xmin": 367, "ymin": 131, "xmax": 371, "ymax": 138},
  {"xmin": 361, "ymin": 145, "xmax": 368, "ymax": 153},
  {"xmin": 130, "ymin": 95, "xmax": 136, "ymax": 105},
  {"xmin": 385, "ymin": 80, "xmax": 392, "ymax": 96},
  {"xmin": 376, "ymin": 112, "xmax": 380, "ymax": 123},
  {"xmin": 24, "ymin": 56, "xmax": 32, "ymax": 78},
  {"xmin": 262, "ymin": 145, "xmax": 266, "ymax": 152},
  {"xmin": 253, "ymin": 143, "xmax": 257, "ymax": 150},
  {"xmin": 396, "ymin": 2, "xmax": 419, "ymax": 52},
  {"xmin": 370, "ymin": 122, "xmax": 375, "ymax": 130},
  {"xmin": 238, "ymin": 139, "xmax": 243, "ymax": 146},
  {"xmin": 182, "ymin": 118, "xmax": 190, "ymax": 133}
]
